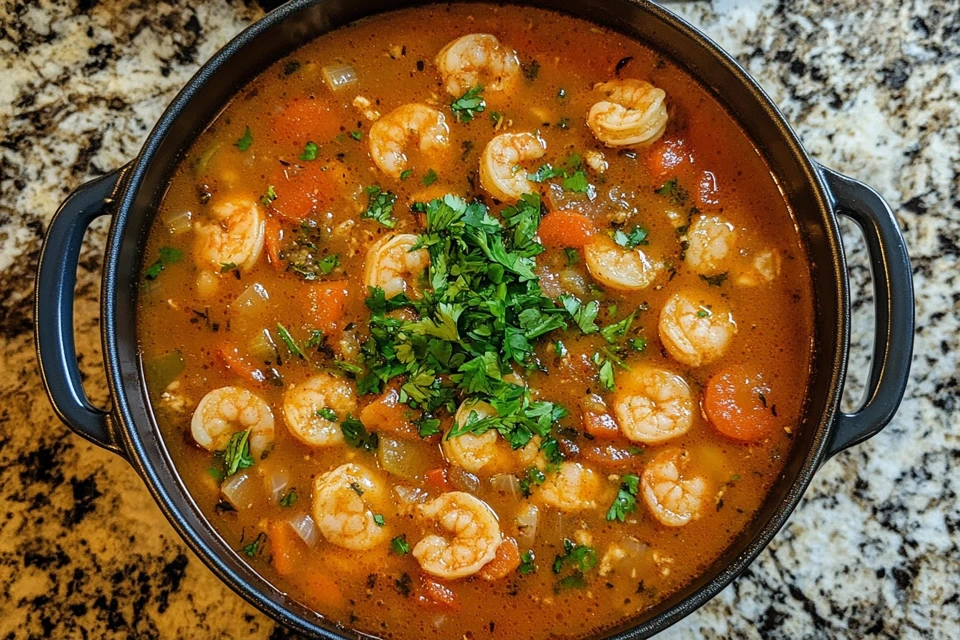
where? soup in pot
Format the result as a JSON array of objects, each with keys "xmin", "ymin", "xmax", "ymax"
[{"xmin": 138, "ymin": 4, "xmax": 815, "ymax": 638}]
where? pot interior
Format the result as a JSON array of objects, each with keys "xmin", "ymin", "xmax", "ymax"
[{"xmin": 107, "ymin": 0, "xmax": 847, "ymax": 637}]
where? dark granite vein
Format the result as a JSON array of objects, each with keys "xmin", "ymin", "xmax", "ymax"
[{"xmin": 0, "ymin": 0, "xmax": 957, "ymax": 638}]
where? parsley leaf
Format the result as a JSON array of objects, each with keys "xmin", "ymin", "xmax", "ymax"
[
  {"xmin": 241, "ymin": 532, "xmax": 266, "ymax": 557},
  {"xmin": 144, "ymin": 246, "xmax": 184, "ymax": 280},
  {"xmin": 276, "ymin": 323, "xmax": 306, "ymax": 360},
  {"xmin": 591, "ymin": 352, "xmax": 616, "ymax": 392},
  {"xmin": 562, "ymin": 170, "xmax": 590, "ymax": 193},
  {"xmin": 362, "ymin": 185, "xmax": 397, "ymax": 228},
  {"xmin": 422, "ymin": 169, "xmax": 438, "ymax": 186},
  {"xmin": 606, "ymin": 473, "xmax": 640, "ymax": 522},
  {"xmin": 341, "ymin": 415, "xmax": 379, "ymax": 452},
  {"xmin": 349, "ymin": 130, "xmax": 363, "ymax": 141},
  {"xmin": 279, "ymin": 489, "xmax": 297, "ymax": 507},
  {"xmin": 223, "ymin": 429, "xmax": 255, "ymax": 476},
  {"xmin": 234, "ymin": 126, "xmax": 253, "ymax": 151},
  {"xmin": 699, "ymin": 272, "xmax": 728, "ymax": 287},
  {"xmin": 373, "ymin": 514, "xmax": 385, "ymax": 527},
  {"xmin": 628, "ymin": 337, "xmax": 647, "ymax": 352},
  {"xmin": 519, "ymin": 550, "xmax": 537, "ymax": 575},
  {"xmin": 399, "ymin": 168, "xmax": 413, "ymax": 180},
  {"xmin": 317, "ymin": 254, "xmax": 340, "ymax": 275},
  {"xmin": 299, "ymin": 141, "xmax": 318, "ymax": 161},
  {"xmin": 560, "ymin": 294, "xmax": 600, "ymax": 334},
  {"xmin": 220, "ymin": 262, "xmax": 238, "ymax": 273},
  {"xmin": 656, "ymin": 177, "xmax": 689, "ymax": 205},
  {"xmin": 451, "ymin": 85, "xmax": 485, "ymax": 123},
  {"xmin": 318, "ymin": 407, "xmax": 338, "ymax": 421},
  {"xmin": 600, "ymin": 311, "xmax": 636, "ymax": 344},
  {"xmin": 552, "ymin": 539, "xmax": 597, "ymax": 591},
  {"xmin": 260, "ymin": 185, "xmax": 277, "ymax": 207},
  {"xmin": 613, "ymin": 226, "xmax": 649, "ymax": 248},
  {"xmin": 391, "ymin": 534, "xmax": 410, "ymax": 555}
]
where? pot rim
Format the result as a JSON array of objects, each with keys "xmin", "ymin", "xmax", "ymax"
[{"xmin": 100, "ymin": 1, "xmax": 848, "ymax": 638}]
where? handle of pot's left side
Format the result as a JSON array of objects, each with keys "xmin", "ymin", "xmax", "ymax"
[
  {"xmin": 819, "ymin": 165, "xmax": 915, "ymax": 459},
  {"xmin": 35, "ymin": 168, "xmax": 128, "ymax": 459}
]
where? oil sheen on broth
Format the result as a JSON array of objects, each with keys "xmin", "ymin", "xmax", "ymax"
[{"xmin": 138, "ymin": 4, "xmax": 815, "ymax": 639}]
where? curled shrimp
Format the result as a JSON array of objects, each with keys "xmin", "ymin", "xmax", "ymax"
[
  {"xmin": 444, "ymin": 401, "xmax": 544, "ymax": 474},
  {"xmin": 537, "ymin": 462, "xmax": 602, "ymax": 512},
  {"xmin": 369, "ymin": 104, "xmax": 450, "ymax": 178},
  {"xmin": 641, "ymin": 448, "xmax": 707, "ymax": 527},
  {"xmin": 282, "ymin": 373, "xmax": 357, "ymax": 447},
  {"xmin": 191, "ymin": 386, "xmax": 274, "ymax": 458},
  {"xmin": 612, "ymin": 366, "xmax": 694, "ymax": 444},
  {"xmin": 413, "ymin": 491, "xmax": 502, "ymax": 579},
  {"xmin": 363, "ymin": 233, "xmax": 430, "ymax": 298},
  {"xmin": 435, "ymin": 33, "xmax": 521, "ymax": 97},
  {"xmin": 684, "ymin": 214, "xmax": 737, "ymax": 276},
  {"xmin": 313, "ymin": 463, "xmax": 391, "ymax": 551},
  {"xmin": 658, "ymin": 292, "xmax": 737, "ymax": 367},
  {"xmin": 584, "ymin": 234, "xmax": 661, "ymax": 290},
  {"xmin": 587, "ymin": 79, "xmax": 668, "ymax": 148},
  {"xmin": 479, "ymin": 132, "xmax": 546, "ymax": 202},
  {"xmin": 194, "ymin": 196, "xmax": 265, "ymax": 271}
]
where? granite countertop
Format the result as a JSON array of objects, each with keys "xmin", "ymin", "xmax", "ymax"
[{"xmin": 1, "ymin": 0, "xmax": 957, "ymax": 637}]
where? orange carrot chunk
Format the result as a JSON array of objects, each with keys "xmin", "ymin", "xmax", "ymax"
[
  {"xmin": 268, "ymin": 520, "xmax": 298, "ymax": 577},
  {"xmin": 425, "ymin": 467, "xmax": 453, "ymax": 493},
  {"xmin": 301, "ymin": 281, "xmax": 350, "ymax": 330},
  {"xmin": 272, "ymin": 97, "xmax": 342, "ymax": 148},
  {"xmin": 416, "ymin": 575, "xmax": 460, "ymax": 611},
  {"xmin": 477, "ymin": 536, "xmax": 521, "ymax": 581},
  {"xmin": 537, "ymin": 210, "xmax": 597, "ymax": 249},
  {"xmin": 646, "ymin": 137, "xmax": 691, "ymax": 180},
  {"xmin": 703, "ymin": 366, "xmax": 777, "ymax": 441}
]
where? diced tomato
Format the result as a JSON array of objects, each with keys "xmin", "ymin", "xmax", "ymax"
[
  {"xmin": 477, "ymin": 537, "xmax": 521, "ymax": 581},
  {"xmin": 538, "ymin": 210, "xmax": 597, "ymax": 249},
  {"xmin": 264, "ymin": 217, "xmax": 284, "ymax": 268},
  {"xmin": 703, "ymin": 365, "xmax": 778, "ymax": 441},
  {"xmin": 271, "ymin": 97, "xmax": 342, "ymax": 149},
  {"xmin": 416, "ymin": 575, "xmax": 460, "ymax": 611},
  {"xmin": 359, "ymin": 385, "xmax": 420, "ymax": 439},
  {"xmin": 300, "ymin": 281, "xmax": 350, "ymax": 330},
  {"xmin": 268, "ymin": 520, "xmax": 298, "ymax": 577},
  {"xmin": 425, "ymin": 467, "xmax": 453, "ymax": 493},
  {"xmin": 581, "ymin": 443, "xmax": 639, "ymax": 470},
  {"xmin": 646, "ymin": 137, "xmax": 692, "ymax": 180},
  {"xmin": 217, "ymin": 344, "xmax": 267, "ymax": 384},
  {"xmin": 270, "ymin": 164, "xmax": 339, "ymax": 222},
  {"xmin": 581, "ymin": 393, "xmax": 620, "ymax": 440}
]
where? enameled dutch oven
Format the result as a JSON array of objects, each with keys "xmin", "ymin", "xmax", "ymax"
[{"xmin": 34, "ymin": 0, "xmax": 915, "ymax": 637}]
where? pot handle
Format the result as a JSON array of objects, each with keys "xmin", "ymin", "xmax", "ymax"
[
  {"xmin": 35, "ymin": 168, "xmax": 128, "ymax": 458},
  {"xmin": 819, "ymin": 165, "xmax": 914, "ymax": 459}
]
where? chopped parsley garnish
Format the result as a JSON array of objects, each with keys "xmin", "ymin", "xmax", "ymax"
[
  {"xmin": 606, "ymin": 473, "xmax": 640, "ymax": 522},
  {"xmin": 234, "ymin": 126, "xmax": 253, "ymax": 151},
  {"xmin": 318, "ymin": 407, "xmax": 338, "ymax": 421},
  {"xmin": 591, "ymin": 353, "xmax": 616, "ymax": 392},
  {"xmin": 699, "ymin": 272, "xmax": 728, "ymax": 287},
  {"xmin": 527, "ymin": 163, "xmax": 565, "ymax": 183},
  {"xmin": 276, "ymin": 323, "xmax": 306, "ymax": 360},
  {"xmin": 144, "ymin": 246, "xmax": 184, "ymax": 280},
  {"xmin": 564, "ymin": 247, "xmax": 580, "ymax": 266},
  {"xmin": 260, "ymin": 185, "xmax": 277, "ymax": 207},
  {"xmin": 241, "ymin": 532, "xmax": 267, "ymax": 557},
  {"xmin": 613, "ymin": 226, "xmax": 649, "ymax": 248},
  {"xmin": 554, "ymin": 340, "xmax": 568, "ymax": 358},
  {"xmin": 655, "ymin": 177, "xmax": 689, "ymax": 205},
  {"xmin": 560, "ymin": 294, "xmax": 600, "ymax": 334},
  {"xmin": 391, "ymin": 534, "xmax": 411, "ymax": 555},
  {"xmin": 519, "ymin": 466, "xmax": 546, "ymax": 497},
  {"xmin": 299, "ymin": 141, "xmax": 318, "ymax": 161},
  {"xmin": 373, "ymin": 514, "xmax": 385, "ymax": 527},
  {"xmin": 628, "ymin": 337, "xmax": 647, "ymax": 352},
  {"xmin": 223, "ymin": 429, "xmax": 255, "ymax": 476},
  {"xmin": 696, "ymin": 307, "xmax": 712, "ymax": 318},
  {"xmin": 519, "ymin": 550, "xmax": 537, "ymax": 575},
  {"xmin": 416, "ymin": 416, "xmax": 442, "ymax": 438},
  {"xmin": 490, "ymin": 111, "xmax": 504, "ymax": 128},
  {"xmin": 362, "ymin": 185, "xmax": 398, "ymax": 228},
  {"xmin": 450, "ymin": 85, "xmax": 485, "ymax": 123},
  {"xmin": 317, "ymin": 254, "xmax": 340, "ymax": 275},
  {"xmin": 552, "ymin": 539, "xmax": 597, "ymax": 591},
  {"xmin": 422, "ymin": 169, "xmax": 438, "ymax": 186},
  {"xmin": 279, "ymin": 489, "xmax": 297, "ymax": 507},
  {"xmin": 562, "ymin": 170, "xmax": 590, "ymax": 194},
  {"xmin": 340, "ymin": 415, "xmax": 379, "ymax": 452},
  {"xmin": 220, "ymin": 262, "xmax": 238, "ymax": 273},
  {"xmin": 399, "ymin": 168, "xmax": 413, "ymax": 180},
  {"xmin": 305, "ymin": 330, "xmax": 326, "ymax": 350},
  {"xmin": 522, "ymin": 59, "xmax": 541, "ymax": 81},
  {"xmin": 600, "ymin": 311, "xmax": 636, "ymax": 344},
  {"xmin": 349, "ymin": 130, "xmax": 363, "ymax": 141}
]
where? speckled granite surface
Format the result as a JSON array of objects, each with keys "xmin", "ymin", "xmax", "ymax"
[{"xmin": 0, "ymin": 0, "xmax": 956, "ymax": 637}]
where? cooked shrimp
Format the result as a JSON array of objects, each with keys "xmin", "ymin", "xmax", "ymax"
[
  {"xmin": 684, "ymin": 214, "xmax": 737, "ymax": 276},
  {"xmin": 413, "ymin": 491, "xmax": 502, "ymax": 579},
  {"xmin": 282, "ymin": 373, "xmax": 357, "ymax": 447},
  {"xmin": 479, "ymin": 132, "xmax": 546, "ymax": 202},
  {"xmin": 194, "ymin": 196, "xmax": 265, "ymax": 271},
  {"xmin": 369, "ymin": 104, "xmax": 450, "ymax": 178},
  {"xmin": 641, "ymin": 448, "xmax": 707, "ymax": 527},
  {"xmin": 734, "ymin": 248, "xmax": 781, "ymax": 286},
  {"xmin": 584, "ymin": 234, "xmax": 661, "ymax": 290},
  {"xmin": 612, "ymin": 366, "xmax": 694, "ymax": 444},
  {"xmin": 537, "ymin": 462, "xmax": 602, "ymax": 512},
  {"xmin": 363, "ymin": 233, "xmax": 430, "ymax": 298},
  {"xmin": 658, "ymin": 292, "xmax": 737, "ymax": 367},
  {"xmin": 443, "ymin": 401, "xmax": 510, "ymax": 474},
  {"xmin": 313, "ymin": 463, "xmax": 391, "ymax": 551},
  {"xmin": 435, "ymin": 33, "xmax": 521, "ymax": 97},
  {"xmin": 587, "ymin": 79, "xmax": 668, "ymax": 148},
  {"xmin": 191, "ymin": 386, "xmax": 274, "ymax": 458}
]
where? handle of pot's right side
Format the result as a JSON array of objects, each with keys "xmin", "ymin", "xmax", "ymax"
[{"xmin": 819, "ymin": 165, "xmax": 914, "ymax": 459}]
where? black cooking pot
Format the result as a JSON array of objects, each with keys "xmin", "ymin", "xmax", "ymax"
[{"xmin": 34, "ymin": 0, "xmax": 914, "ymax": 637}]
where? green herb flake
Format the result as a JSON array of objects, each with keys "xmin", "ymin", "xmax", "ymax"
[
  {"xmin": 606, "ymin": 473, "xmax": 640, "ymax": 522},
  {"xmin": 451, "ymin": 85, "xmax": 485, "ymax": 123},
  {"xmin": 519, "ymin": 467, "xmax": 546, "ymax": 497},
  {"xmin": 554, "ymin": 340, "xmax": 568, "ymax": 358},
  {"xmin": 422, "ymin": 169, "xmax": 438, "ymax": 186},
  {"xmin": 555, "ymin": 572, "xmax": 587, "ymax": 591},
  {"xmin": 552, "ymin": 539, "xmax": 597, "ymax": 592},
  {"xmin": 362, "ymin": 185, "xmax": 398, "ymax": 228},
  {"xmin": 699, "ymin": 272, "xmax": 729, "ymax": 287},
  {"xmin": 341, "ymin": 415, "xmax": 379, "ymax": 452},
  {"xmin": 317, "ymin": 254, "xmax": 340, "ymax": 275},
  {"xmin": 318, "ymin": 407, "xmax": 338, "ymax": 421},
  {"xmin": 279, "ymin": 489, "xmax": 298, "ymax": 507},
  {"xmin": 234, "ymin": 126, "xmax": 253, "ymax": 151},
  {"xmin": 628, "ymin": 337, "xmax": 647, "ymax": 352},
  {"xmin": 696, "ymin": 307, "xmax": 712, "ymax": 318},
  {"xmin": 600, "ymin": 311, "xmax": 636, "ymax": 344},
  {"xmin": 260, "ymin": 185, "xmax": 277, "ymax": 207},
  {"xmin": 391, "ymin": 534, "xmax": 411, "ymax": 555},
  {"xmin": 349, "ymin": 130, "xmax": 363, "ymax": 141},
  {"xmin": 399, "ymin": 168, "xmax": 413, "ymax": 181},
  {"xmin": 613, "ymin": 226, "xmax": 649, "ymax": 248},
  {"xmin": 144, "ymin": 246, "xmax": 184, "ymax": 280},
  {"xmin": 655, "ymin": 177, "xmax": 689, "ymax": 205},
  {"xmin": 560, "ymin": 294, "xmax": 600, "ymax": 334},
  {"xmin": 416, "ymin": 416, "xmax": 442, "ymax": 438},
  {"xmin": 299, "ymin": 141, "xmax": 318, "ymax": 161},
  {"xmin": 222, "ymin": 429, "xmax": 255, "ymax": 476},
  {"xmin": 564, "ymin": 247, "xmax": 580, "ymax": 266},
  {"xmin": 519, "ymin": 550, "xmax": 537, "ymax": 575},
  {"xmin": 220, "ymin": 262, "xmax": 238, "ymax": 273},
  {"xmin": 241, "ymin": 531, "xmax": 267, "ymax": 557},
  {"xmin": 373, "ymin": 514, "xmax": 386, "ymax": 527},
  {"xmin": 276, "ymin": 323, "xmax": 306, "ymax": 360},
  {"xmin": 490, "ymin": 111, "xmax": 504, "ymax": 128},
  {"xmin": 562, "ymin": 170, "xmax": 590, "ymax": 194}
]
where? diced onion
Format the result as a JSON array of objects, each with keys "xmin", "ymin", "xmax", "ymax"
[
  {"xmin": 322, "ymin": 64, "xmax": 358, "ymax": 92},
  {"xmin": 249, "ymin": 328, "xmax": 278, "ymax": 362},
  {"xmin": 490, "ymin": 474, "xmax": 522, "ymax": 500},
  {"xmin": 559, "ymin": 269, "xmax": 587, "ymax": 296},
  {"xmin": 162, "ymin": 209, "xmax": 192, "ymax": 235},
  {"xmin": 265, "ymin": 467, "xmax": 290, "ymax": 504},
  {"xmin": 514, "ymin": 503, "xmax": 539, "ymax": 550},
  {"xmin": 394, "ymin": 485, "xmax": 428, "ymax": 505},
  {"xmin": 287, "ymin": 513, "xmax": 320, "ymax": 547},
  {"xmin": 379, "ymin": 437, "xmax": 430, "ymax": 480},
  {"xmin": 233, "ymin": 282, "xmax": 270, "ymax": 313},
  {"xmin": 145, "ymin": 350, "xmax": 185, "ymax": 391},
  {"xmin": 448, "ymin": 466, "xmax": 480, "ymax": 493},
  {"xmin": 221, "ymin": 470, "xmax": 256, "ymax": 510}
]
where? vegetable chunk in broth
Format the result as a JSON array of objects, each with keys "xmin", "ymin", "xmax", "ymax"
[{"xmin": 138, "ymin": 4, "xmax": 814, "ymax": 639}]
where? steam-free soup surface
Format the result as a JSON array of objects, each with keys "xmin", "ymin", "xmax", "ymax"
[{"xmin": 139, "ymin": 4, "xmax": 814, "ymax": 639}]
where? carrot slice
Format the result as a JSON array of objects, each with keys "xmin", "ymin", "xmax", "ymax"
[
  {"xmin": 416, "ymin": 575, "xmax": 460, "ymax": 611},
  {"xmin": 703, "ymin": 366, "xmax": 777, "ymax": 441},
  {"xmin": 301, "ymin": 281, "xmax": 350, "ymax": 330},
  {"xmin": 425, "ymin": 467, "xmax": 452, "ymax": 493},
  {"xmin": 538, "ymin": 210, "xmax": 597, "ymax": 249},
  {"xmin": 268, "ymin": 520, "xmax": 298, "ymax": 577},
  {"xmin": 272, "ymin": 97, "xmax": 342, "ymax": 148},
  {"xmin": 477, "ymin": 536, "xmax": 521, "ymax": 581},
  {"xmin": 646, "ymin": 137, "xmax": 691, "ymax": 180},
  {"xmin": 359, "ymin": 385, "xmax": 420, "ymax": 439},
  {"xmin": 270, "ymin": 164, "xmax": 339, "ymax": 222},
  {"xmin": 217, "ymin": 344, "xmax": 266, "ymax": 384}
]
